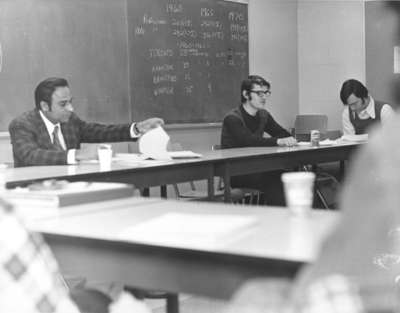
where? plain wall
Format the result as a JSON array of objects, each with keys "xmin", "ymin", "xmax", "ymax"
[
  {"xmin": 249, "ymin": 0, "xmax": 299, "ymax": 129},
  {"xmin": 297, "ymin": 0, "xmax": 365, "ymax": 131}
]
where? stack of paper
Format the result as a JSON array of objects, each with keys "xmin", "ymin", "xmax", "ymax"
[
  {"xmin": 119, "ymin": 212, "xmax": 257, "ymax": 248},
  {"xmin": 2, "ymin": 182, "xmax": 134, "ymax": 208},
  {"xmin": 167, "ymin": 151, "xmax": 202, "ymax": 159},
  {"xmin": 340, "ymin": 134, "xmax": 368, "ymax": 142},
  {"xmin": 297, "ymin": 139, "xmax": 336, "ymax": 147}
]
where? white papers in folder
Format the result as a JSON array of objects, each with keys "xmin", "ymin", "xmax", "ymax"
[
  {"xmin": 297, "ymin": 139, "xmax": 336, "ymax": 147},
  {"xmin": 167, "ymin": 151, "xmax": 202, "ymax": 159},
  {"xmin": 340, "ymin": 134, "xmax": 368, "ymax": 142},
  {"xmin": 119, "ymin": 212, "xmax": 257, "ymax": 248},
  {"xmin": 139, "ymin": 126, "xmax": 171, "ymax": 160}
]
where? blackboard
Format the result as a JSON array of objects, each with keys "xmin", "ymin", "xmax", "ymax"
[
  {"xmin": 128, "ymin": 0, "xmax": 249, "ymax": 123},
  {"xmin": 0, "ymin": 0, "xmax": 131, "ymax": 131},
  {"xmin": 0, "ymin": 0, "xmax": 248, "ymax": 131}
]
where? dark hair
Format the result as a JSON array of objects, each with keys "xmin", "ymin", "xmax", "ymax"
[
  {"xmin": 34, "ymin": 77, "xmax": 69, "ymax": 109},
  {"xmin": 340, "ymin": 79, "xmax": 369, "ymax": 105},
  {"xmin": 241, "ymin": 75, "xmax": 270, "ymax": 103}
]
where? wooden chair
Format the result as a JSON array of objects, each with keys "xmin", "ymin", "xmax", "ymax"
[
  {"xmin": 124, "ymin": 286, "xmax": 179, "ymax": 313},
  {"xmin": 213, "ymin": 144, "xmax": 262, "ymax": 205},
  {"xmin": 172, "ymin": 179, "xmax": 247, "ymax": 203},
  {"xmin": 293, "ymin": 115, "xmax": 339, "ymax": 209},
  {"xmin": 172, "ymin": 144, "xmax": 261, "ymax": 204}
]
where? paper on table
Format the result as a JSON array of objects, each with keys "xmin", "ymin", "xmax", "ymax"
[
  {"xmin": 340, "ymin": 134, "xmax": 368, "ymax": 142},
  {"xmin": 297, "ymin": 139, "xmax": 336, "ymax": 147},
  {"xmin": 167, "ymin": 151, "xmax": 202, "ymax": 159},
  {"xmin": 114, "ymin": 153, "xmax": 171, "ymax": 166},
  {"xmin": 119, "ymin": 212, "xmax": 257, "ymax": 248},
  {"xmin": 138, "ymin": 126, "xmax": 172, "ymax": 160},
  {"xmin": 297, "ymin": 141, "xmax": 311, "ymax": 147},
  {"xmin": 319, "ymin": 139, "xmax": 336, "ymax": 146}
]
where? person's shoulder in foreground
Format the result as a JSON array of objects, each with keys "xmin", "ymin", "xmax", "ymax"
[
  {"xmin": 9, "ymin": 77, "xmax": 164, "ymax": 167},
  {"xmin": 0, "ymin": 198, "xmax": 151, "ymax": 313},
  {"xmin": 224, "ymin": 113, "xmax": 400, "ymax": 313},
  {"xmin": 221, "ymin": 74, "xmax": 296, "ymax": 148}
]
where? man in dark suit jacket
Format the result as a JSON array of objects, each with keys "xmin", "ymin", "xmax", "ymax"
[{"xmin": 9, "ymin": 77, "xmax": 164, "ymax": 167}]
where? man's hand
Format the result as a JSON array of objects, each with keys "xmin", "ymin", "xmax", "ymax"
[
  {"xmin": 277, "ymin": 136, "xmax": 297, "ymax": 147},
  {"xmin": 136, "ymin": 118, "xmax": 164, "ymax": 134},
  {"xmin": 75, "ymin": 144, "xmax": 99, "ymax": 161}
]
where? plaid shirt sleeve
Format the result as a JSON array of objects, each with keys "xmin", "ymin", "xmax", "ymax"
[
  {"xmin": 0, "ymin": 199, "xmax": 80, "ymax": 313},
  {"xmin": 298, "ymin": 275, "xmax": 365, "ymax": 313},
  {"xmin": 226, "ymin": 274, "xmax": 397, "ymax": 313}
]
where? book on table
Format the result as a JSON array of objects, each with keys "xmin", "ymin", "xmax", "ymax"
[{"xmin": 2, "ymin": 180, "xmax": 135, "ymax": 208}]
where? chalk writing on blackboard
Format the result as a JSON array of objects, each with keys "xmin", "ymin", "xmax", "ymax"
[{"xmin": 128, "ymin": 0, "xmax": 249, "ymax": 124}]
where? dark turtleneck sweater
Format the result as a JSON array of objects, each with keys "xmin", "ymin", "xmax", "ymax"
[{"xmin": 221, "ymin": 105, "xmax": 291, "ymax": 148}]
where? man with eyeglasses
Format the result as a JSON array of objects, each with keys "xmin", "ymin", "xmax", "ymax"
[
  {"xmin": 220, "ymin": 75, "xmax": 296, "ymax": 205},
  {"xmin": 340, "ymin": 79, "xmax": 394, "ymax": 135}
]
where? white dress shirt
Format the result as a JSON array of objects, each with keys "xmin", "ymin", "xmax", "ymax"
[
  {"xmin": 39, "ymin": 110, "xmax": 77, "ymax": 163},
  {"xmin": 342, "ymin": 96, "xmax": 394, "ymax": 135},
  {"xmin": 40, "ymin": 111, "xmax": 140, "ymax": 164}
]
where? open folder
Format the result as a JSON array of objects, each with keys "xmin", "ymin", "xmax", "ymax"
[
  {"xmin": 167, "ymin": 151, "xmax": 202, "ymax": 159},
  {"xmin": 340, "ymin": 134, "xmax": 368, "ymax": 142},
  {"xmin": 2, "ymin": 181, "xmax": 134, "ymax": 208},
  {"xmin": 117, "ymin": 126, "xmax": 202, "ymax": 162}
]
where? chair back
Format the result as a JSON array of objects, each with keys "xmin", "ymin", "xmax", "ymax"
[{"xmin": 294, "ymin": 114, "xmax": 328, "ymax": 141}]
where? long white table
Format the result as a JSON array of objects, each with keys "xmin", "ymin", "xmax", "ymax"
[
  {"xmin": 5, "ymin": 142, "xmax": 360, "ymax": 201},
  {"xmin": 26, "ymin": 197, "xmax": 340, "ymax": 299}
]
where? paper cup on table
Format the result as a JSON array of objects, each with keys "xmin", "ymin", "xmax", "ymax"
[
  {"xmin": 281, "ymin": 172, "xmax": 315, "ymax": 216},
  {"xmin": 98, "ymin": 144, "xmax": 113, "ymax": 169}
]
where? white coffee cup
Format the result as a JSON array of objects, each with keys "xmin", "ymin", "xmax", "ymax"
[
  {"xmin": 97, "ymin": 144, "xmax": 113, "ymax": 169},
  {"xmin": 281, "ymin": 171, "xmax": 315, "ymax": 216}
]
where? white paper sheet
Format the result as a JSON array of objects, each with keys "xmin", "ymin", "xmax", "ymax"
[
  {"xmin": 339, "ymin": 134, "xmax": 368, "ymax": 143},
  {"xmin": 114, "ymin": 153, "xmax": 171, "ymax": 166},
  {"xmin": 167, "ymin": 151, "xmax": 202, "ymax": 159},
  {"xmin": 138, "ymin": 126, "xmax": 172, "ymax": 160},
  {"xmin": 297, "ymin": 139, "xmax": 336, "ymax": 147}
]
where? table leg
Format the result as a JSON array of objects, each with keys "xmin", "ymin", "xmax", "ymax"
[
  {"xmin": 207, "ymin": 176, "xmax": 215, "ymax": 200},
  {"xmin": 223, "ymin": 165, "xmax": 231, "ymax": 203},
  {"xmin": 141, "ymin": 187, "xmax": 150, "ymax": 197},
  {"xmin": 160, "ymin": 185, "xmax": 167, "ymax": 198},
  {"xmin": 339, "ymin": 160, "xmax": 345, "ymax": 180}
]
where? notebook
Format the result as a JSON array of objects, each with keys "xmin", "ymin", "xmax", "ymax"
[{"xmin": 2, "ymin": 181, "xmax": 134, "ymax": 208}]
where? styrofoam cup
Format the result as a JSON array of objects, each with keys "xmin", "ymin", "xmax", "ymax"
[
  {"xmin": 281, "ymin": 172, "xmax": 315, "ymax": 216},
  {"xmin": 98, "ymin": 144, "xmax": 112, "ymax": 169}
]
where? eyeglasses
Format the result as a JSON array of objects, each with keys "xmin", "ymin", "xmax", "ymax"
[{"xmin": 250, "ymin": 90, "xmax": 271, "ymax": 97}]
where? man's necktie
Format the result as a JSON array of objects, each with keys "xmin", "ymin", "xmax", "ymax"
[{"xmin": 52, "ymin": 125, "xmax": 64, "ymax": 151}]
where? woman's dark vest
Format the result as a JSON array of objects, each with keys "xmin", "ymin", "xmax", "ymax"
[{"xmin": 349, "ymin": 101, "xmax": 385, "ymax": 134}]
